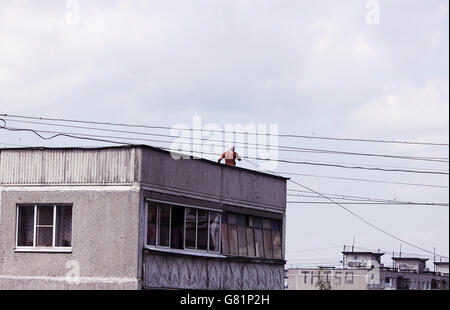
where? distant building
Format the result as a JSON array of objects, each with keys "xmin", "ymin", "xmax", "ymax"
[
  {"xmin": 287, "ymin": 250, "xmax": 449, "ymax": 290},
  {"xmin": 0, "ymin": 145, "xmax": 287, "ymax": 289},
  {"xmin": 434, "ymin": 262, "xmax": 449, "ymax": 275}
]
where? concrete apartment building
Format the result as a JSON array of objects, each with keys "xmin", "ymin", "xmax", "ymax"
[
  {"xmin": 287, "ymin": 250, "xmax": 449, "ymax": 290},
  {"xmin": 0, "ymin": 145, "xmax": 287, "ymax": 290}
]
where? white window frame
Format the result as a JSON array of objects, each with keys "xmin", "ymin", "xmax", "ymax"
[{"xmin": 15, "ymin": 204, "xmax": 73, "ymax": 253}]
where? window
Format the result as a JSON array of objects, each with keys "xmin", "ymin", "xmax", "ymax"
[
  {"xmin": 385, "ymin": 278, "xmax": 392, "ymax": 287},
  {"xmin": 226, "ymin": 214, "xmax": 239, "ymax": 255},
  {"xmin": 185, "ymin": 208, "xmax": 197, "ymax": 249},
  {"xmin": 237, "ymin": 215, "xmax": 247, "ymax": 256},
  {"xmin": 158, "ymin": 204, "xmax": 170, "ymax": 247},
  {"xmin": 55, "ymin": 205, "xmax": 73, "ymax": 247},
  {"xmin": 263, "ymin": 219, "xmax": 273, "ymax": 259},
  {"xmin": 197, "ymin": 209, "xmax": 208, "ymax": 251},
  {"xmin": 246, "ymin": 226, "xmax": 255, "ymax": 257},
  {"xmin": 147, "ymin": 202, "xmax": 157, "ymax": 246},
  {"xmin": 146, "ymin": 201, "xmax": 221, "ymax": 254},
  {"xmin": 209, "ymin": 212, "xmax": 220, "ymax": 252},
  {"xmin": 17, "ymin": 206, "xmax": 34, "ymax": 247},
  {"xmin": 170, "ymin": 206, "xmax": 184, "ymax": 249},
  {"xmin": 220, "ymin": 212, "xmax": 283, "ymax": 260},
  {"xmin": 271, "ymin": 220, "xmax": 282, "ymax": 259},
  {"xmin": 145, "ymin": 201, "xmax": 282, "ymax": 260},
  {"xmin": 254, "ymin": 217, "xmax": 264, "ymax": 258},
  {"xmin": 221, "ymin": 214, "xmax": 230, "ymax": 254},
  {"xmin": 228, "ymin": 220, "xmax": 239, "ymax": 255},
  {"xmin": 16, "ymin": 205, "xmax": 72, "ymax": 249}
]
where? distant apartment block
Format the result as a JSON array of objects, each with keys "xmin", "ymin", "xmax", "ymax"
[{"xmin": 287, "ymin": 250, "xmax": 449, "ymax": 290}]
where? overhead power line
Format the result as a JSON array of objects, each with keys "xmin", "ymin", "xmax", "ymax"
[
  {"xmin": 0, "ymin": 132, "xmax": 446, "ymax": 188},
  {"xmin": 160, "ymin": 146, "xmax": 448, "ymax": 175},
  {"xmin": 286, "ymin": 196, "xmax": 449, "ymax": 207},
  {"xmin": 1, "ymin": 113, "xmax": 448, "ymax": 146},
  {"xmin": 2, "ymin": 117, "xmax": 449, "ymax": 163},
  {"xmin": 1, "ymin": 118, "xmax": 448, "ymax": 260},
  {"xmin": 287, "ymin": 201, "xmax": 449, "ymax": 207},
  {"xmin": 347, "ymin": 245, "xmax": 449, "ymax": 259},
  {"xmin": 2, "ymin": 125, "xmax": 448, "ymax": 176},
  {"xmin": 278, "ymin": 171, "xmax": 448, "ymax": 189},
  {"xmin": 286, "ymin": 189, "xmax": 449, "ymax": 205},
  {"xmin": 243, "ymin": 158, "xmax": 449, "ymax": 260}
]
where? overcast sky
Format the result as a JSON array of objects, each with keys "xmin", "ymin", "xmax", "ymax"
[{"xmin": 1, "ymin": 0, "xmax": 449, "ymax": 267}]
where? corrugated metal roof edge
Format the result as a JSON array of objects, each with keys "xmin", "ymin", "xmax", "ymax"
[
  {"xmin": 391, "ymin": 257, "xmax": 429, "ymax": 262},
  {"xmin": 0, "ymin": 144, "xmax": 289, "ymax": 181},
  {"xmin": 342, "ymin": 251, "xmax": 385, "ymax": 257}
]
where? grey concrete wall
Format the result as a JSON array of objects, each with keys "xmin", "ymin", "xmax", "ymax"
[
  {"xmin": 287, "ymin": 268, "xmax": 370, "ymax": 290},
  {"xmin": 143, "ymin": 251, "xmax": 285, "ymax": 290},
  {"xmin": 287, "ymin": 268, "xmax": 450, "ymax": 290},
  {"xmin": 0, "ymin": 188, "xmax": 141, "ymax": 290},
  {"xmin": 139, "ymin": 148, "xmax": 287, "ymax": 213}
]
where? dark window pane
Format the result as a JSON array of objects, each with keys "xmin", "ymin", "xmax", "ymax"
[
  {"xmin": 36, "ymin": 227, "xmax": 53, "ymax": 247},
  {"xmin": 236, "ymin": 214, "xmax": 246, "ymax": 226},
  {"xmin": 185, "ymin": 208, "xmax": 197, "ymax": 249},
  {"xmin": 209, "ymin": 212, "xmax": 220, "ymax": 252},
  {"xmin": 271, "ymin": 220, "xmax": 281, "ymax": 231},
  {"xmin": 146, "ymin": 202, "xmax": 157, "ymax": 246},
  {"xmin": 197, "ymin": 210, "xmax": 208, "ymax": 250},
  {"xmin": 228, "ymin": 214, "xmax": 236, "ymax": 225},
  {"xmin": 228, "ymin": 224, "xmax": 238, "ymax": 255},
  {"xmin": 263, "ymin": 229, "xmax": 273, "ymax": 258},
  {"xmin": 246, "ymin": 227, "xmax": 255, "ymax": 257},
  {"xmin": 221, "ymin": 213, "xmax": 228, "ymax": 224},
  {"xmin": 38, "ymin": 206, "xmax": 53, "ymax": 225},
  {"xmin": 254, "ymin": 228, "xmax": 264, "ymax": 258},
  {"xmin": 272, "ymin": 220, "xmax": 282, "ymax": 259},
  {"xmin": 248, "ymin": 216, "xmax": 254, "ymax": 227},
  {"xmin": 254, "ymin": 217, "xmax": 263, "ymax": 229},
  {"xmin": 262, "ymin": 218, "xmax": 272, "ymax": 230},
  {"xmin": 56, "ymin": 206, "xmax": 72, "ymax": 247},
  {"xmin": 221, "ymin": 223, "xmax": 230, "ymax": 254},
  {"xmin": 170, "ymin": 206, "xmax": 184, "ymax": 249},
  {"xmin": 18, "ymin": 206, "xmax": 34, "ymax": 246},
  {"xmin": 158, "ymin": 204, "xmax": 170, "ymax": 247},
  {"xmin": 272, "ymin": 230, "xmax": 282, "ymax": 259},
  {"xmin": 237, "ymin": 225, "xmax": 247, "ymax": 256}
]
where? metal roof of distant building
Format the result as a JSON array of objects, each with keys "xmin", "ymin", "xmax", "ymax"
[
  {"xmin": 391, "ymin": 257, "xmax": 429, "ymax": 262},
  {"xmin": 342, "ymin": 251, "xmax": 385, "ymax": 257}
]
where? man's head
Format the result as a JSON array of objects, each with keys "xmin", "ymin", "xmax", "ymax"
[{"xmin": 229, "ymin": 145, "xmax": 235, "ymax": 152}]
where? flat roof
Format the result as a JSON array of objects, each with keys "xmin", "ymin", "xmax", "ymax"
[
  {"xmin": 0, "ymin": 144, "xmax": 289, "ymax": 181},
  {"xmin": 392, "ymin": 257, "xmax": 429, "ymax": 262},
  {"xmin": 434, "ymin": 262, "xmax": 449, "ymax": 265},
  {"xmin": 342, "ymin": 251, "xmax": 385, "ymax": 257}
]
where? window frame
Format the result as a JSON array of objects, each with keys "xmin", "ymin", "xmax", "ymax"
[
  {"xmin": 144, "ymin": 198, "xmax": 223, "ymax": 256},
  {"xmin": 15, "ymin": 204, "xmax": 73, "ymax": 253},
  {"xmin": 144, "ymin": 199, "xmax": 283, "ymax": 261},
  {"xmin": 221, "ymin": 213, "xmax": 283, "ymax": 260}
]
